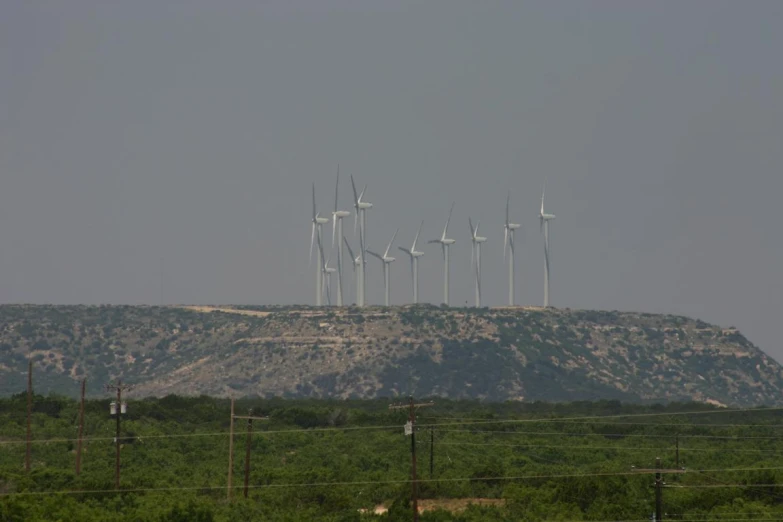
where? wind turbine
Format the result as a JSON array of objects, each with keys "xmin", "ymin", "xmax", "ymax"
[
  {"xmin": 367, "ymin": 229, "xmax": 398, "ymax": 306},
  {"xmin": 331, "ymin": 166, "xmax": 351, "ymax": 306},
  {"xmin": 350, "ymin": 175, "xmax": 373, "ymax": 307},
  {"xmin": 343, "ymin": 237, "xmax": 362, "ymax": 306},
  {"xmin": 427, "ymin": 202, "xmax": 456, "ymax": 306},
  {"xmin": 504, "ymin": 193, "xmax": 521, "ymax": 306},
  {"xmin": 309, "ymin": 183, "xmax": 330, "ymax": 306},
  {"xmin": 469, "ymin": 218, "xmax": 487, "ymax": 307},
  {"xmin": 398, "ymin": 221, "xmax": 424, "ymax": 304},
  {"xmin": 539, "ymin": 181, "xmax": 556, "ymax": 307},
  {"xmin": 322, "ymin": 256, "xmax": 337, "ymax": 306}
]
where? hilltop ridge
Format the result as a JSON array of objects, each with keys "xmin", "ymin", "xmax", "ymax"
[{"xmin": 0, "ymin": 304, "xmax": 780, "ymax": 406}]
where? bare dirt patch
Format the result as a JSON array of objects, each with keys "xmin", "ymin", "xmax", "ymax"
[{"xmin": 178, "ymin": 306, "xmax": 271, "ymax": 317}]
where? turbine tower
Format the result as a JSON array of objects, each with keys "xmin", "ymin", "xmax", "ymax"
[
  {"xmin": 331, "ymin": 166, "xmax": 351, "ymax": 306},
  {"xmin": 504, "ymin": 193, "xmax": 521, "ymax": 306},
  {"xmin": 317, "ymin": 231, "xmax": 336, "ymax": 305},
  {"xmin": 539, "ymin": 181, "xmax": 556, "ymax": 307},
  {"xmin": 343, "ymin": 237, "xmax": 362, "ymax": 306},
  {"xmin": 367, "ymin": 229, "xmax": 398, "ymax": 306},
  {"xmin": 398, "ymin": 221, "xmax": 424, "ymax": 304},
  {"xmin": 469, "ymin": 218, "xmax": 487, "ymax": 307},
  {"xmin": 309, "ymin": 183, "xmax": 329, "ymax": 306},
  {"xmin": 427, "ymin": 202, "xmax": 456, "ymax": 306},
  {"xmin": 350, "ymin": 175, "xmax": 373, "ymax": 307}
]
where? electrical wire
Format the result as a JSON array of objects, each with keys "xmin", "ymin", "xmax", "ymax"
[{"xmin": 2, "ymin": 465, "xmax": 782, "ymax": 498}]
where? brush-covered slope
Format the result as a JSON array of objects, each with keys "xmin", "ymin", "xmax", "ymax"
[{"xmin": 0, "ymin": 304, "xmax": 780, "ymax": 406}]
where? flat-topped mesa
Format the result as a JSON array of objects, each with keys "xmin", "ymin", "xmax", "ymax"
[{"xmin": 0, "ymin": 305, "xmax": 780, "ymax": 407}]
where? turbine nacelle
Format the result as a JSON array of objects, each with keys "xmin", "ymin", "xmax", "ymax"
[
  {"xmin": 333, "ymin": 211, "xmax": 351, "ymax": 218},
  {"xmin": 506, "ymin": 223, "xmax": 521, "ymax": 230}
]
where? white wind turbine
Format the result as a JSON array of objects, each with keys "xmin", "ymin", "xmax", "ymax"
[
  {"xmin": 343, "ymin": 237, "xmax": 362, "ymax": 306},
  {"xmin": 350, "ymin": 175, "xmax": 373, "ymax": 307},
  {"xmin": 504, "ymin": 193, "xmax": 521, "ymax": 306},
  {"xmin": 309, "ymin": 183, "xmax": 330, "ymax": 306},
  {"xmin": 539, "ymin": 181, "xmax": 556, "ymax": 307},
  {"xmin": 367, "ymin": 229, "xmax": 398, "ymax": 307},
  {"xmin": 427, "ymin": 202, "xmax": 456, "ymax": 306},
  {"xmin": 331, "ymin": 166, "xmax": 351, "ymax": 306},
  {"xmin": 321, "ymin": 252, "xmax": 337, "ymax": 306},
  {"xmin": 469, "ymin": 218, "xmax": 487, "ymax": 308},
  {"xmin": 398, "ymin": 221, "xmax": 424, "ymax": 304}
]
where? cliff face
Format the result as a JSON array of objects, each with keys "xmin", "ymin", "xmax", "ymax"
[{"xmin": 0, "ymin": 304, "xmax": 780, "ymax": 406}]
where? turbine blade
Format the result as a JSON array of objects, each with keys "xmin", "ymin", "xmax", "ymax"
[
  {"xmin": 384, "ymin": 229, "xmax": 398, "ymax": 258},
  {"xmin": 366, "ymin": 250, "xmax": 382, "ymax": 261},
  {"xmin": 471, "ymin": 242, "xmax": 475, "ymax": 270},
  {"xmin": 427, "ymin": 239, "xmax": 440, "ymax": 245},
  {"xmin": 334, "ymin": 165, "xmax": 340, "ymax": 213},
  {"xmin": 312, "ymin": 183, "xmax": 317, "ymax": 221},
  {"xmin": 317, "ymin": 227, "xmax": 327, "ymax": 272},
  {"xmin": 398, "ymin": 246, "xmax": 412, "ymax": 255},
  {"xmin": 309, "ymin": 223, "xmax": 316, "ymax": 265},
  {"xmin": 506, "ymin": 192, "xmax": 510, "ymax": 226},
  {"xmin": 350, "ymin": 175, "xmax": 359, "ymax": 205},
  {"xmin": 504, "ymin": 227, "xmax": 508, "ymax": 259},
  {"xmin": 469, "ymin": 217, "xmax": 475, "ymax": 239},
  {"xmin": 541, "ymin": 178, "xmax": 546, "ymax": 215},
  {"xmin": 475, "ymin": 220, "xmax": 481, "ymax": 236},
  {"xmin": 343, "ymin": 237, "xmax": 355, "ymax": 261},
  {"xmin": 412, "ymin": 220, "xmax": 423, "ymax": 250},
  {"xmin": 443, "ymin": 202, "xmax": 454, "ymax": 238},
  {"xmin": 359, "ymin": 184, "xmax": 367, "ymax": 202}
]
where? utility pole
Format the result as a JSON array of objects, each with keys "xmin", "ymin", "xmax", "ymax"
[
  {"xmin": 75, "ymin": 379, "xmax": 86, "ymax": 476},
  {"xmin": 631, "ymin": 460, "xmax": 686, "ymax": 522},
  {"xmin": 655, "ymin": 457, "xmax": 663, "ymax": 522},
  {"xmin": 227, "ymin": 398, "xmax": 235, "ymax": 500},
  {"xmin": 105, "ymin": 380, "xmax": 133, "ymax": 490},
  {"xmin": 243, "ymin": 409, "xmax": 253, "ymax": 499},
  {"xmin": 675, "ymin": 435, "xmax": 679, "ymax": 469},
  {"xmin": 429, "ymin": 429, "xmax": 434, "ymax": 479},
  {"xmin": 25, "ymin": 360, "xmax": 32, "ymax": 473},
  {"xmin": 390, "ymin": 397, "xmax": 434, "ymax": 522},
  {"xmin": 229, "ymin": 410, "xmax": 269, "ymax": 500}
]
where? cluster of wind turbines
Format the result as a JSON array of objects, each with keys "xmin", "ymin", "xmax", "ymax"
[{"xmin": 309, "ymin": 169, "xmax": 556, "ymax": 308}]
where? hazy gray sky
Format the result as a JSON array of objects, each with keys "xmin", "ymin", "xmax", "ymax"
[{"xmin": 2, "ymin": 2, "xmax": 782, "ymax": 359}]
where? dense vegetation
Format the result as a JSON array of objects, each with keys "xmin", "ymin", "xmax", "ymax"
[
  {"xmin": 1, "ymin": 304, "xmax": 781, "ymax": 406},
  {"xmin": 3, "ymin": 395, "xmax": 783, "ymax": 521}
]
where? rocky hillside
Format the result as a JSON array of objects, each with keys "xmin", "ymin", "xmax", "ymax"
[{"xmin": 0, "ymin": 304, "xmax": 780, "ymax": 406}]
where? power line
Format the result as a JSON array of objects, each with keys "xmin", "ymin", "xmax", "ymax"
[
  {"xmin": 420, "ymin": 406, "xmax": 783, "ymax": 421},
  {"xmin": 433, "ymin": 429, "xmax": 783, "ymax": 440},
  {"xmin": 3, "ymin": 465, "xmax": 783, "ymax": 498},
  {"xmin": 425, "ymin": 441, "xmax": 783, "ymax": 454}
]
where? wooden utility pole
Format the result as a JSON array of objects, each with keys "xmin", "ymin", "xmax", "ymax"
[
  {"xmin": 655, "ymin": 457, "xmax": 663, "ymax": 522},
  {"xmin": 105, "ymin": 380, "xmax": 133, "ymax": 490},
  {"xmin": 631, "ymin": 460, "xmax": 686, "ymax": 522},
  {"xmin": 243, "ymin": 409, "xmax": 253, "ymax": 499},
  {"xmin": 227, "ymin": 410, "xmax": 269, "ymax": 500},
  {"xmin": 75, "ymin": 379, "xmax": 86, "ymax": 475},
  {"xmin": 675, "ymin": 435, "xmax": 680, "ymax": 469},
  {"xmin": 390, "ymin": 397, "xmax": 434, "ymax": 522},
  {"xmin": 429, "ymin": 429, "xmax": 434, "ymax": 479},
  {"xmin": 25, "ymin": 360, "xmax": 32, "ymax": 472},
  {"xmin": 227, "ymin": 398, "xmax": 235, "ymax": 500}
]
